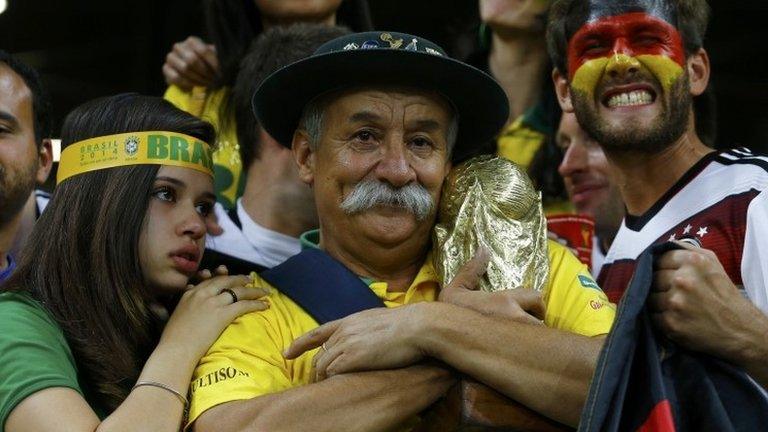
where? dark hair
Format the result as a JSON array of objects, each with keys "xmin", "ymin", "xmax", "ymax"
[
  {"xmin": 206, "ymin": 0, "xmax": 373, "ymax": 89},
  {"xmin": 3, "ymin": 94, "xmax": 215, "ymax": 412},
  {"xmin": 694, "ymin": 84, "xmax": 717, "ymax": 147},
  {"xmin": 232, "ymin": 24, "xmax": 351, "ymax": 170},
  {"xmin": 527, "ymin": 90, "xmax": 567, "ymax": 205},
  {"xmin": 0, "ymin": 50, "xmax": 52, "ymax": 145},
  {"xmin": 546, "ymin": 0, "xmax": 711, "ymax": 75}
]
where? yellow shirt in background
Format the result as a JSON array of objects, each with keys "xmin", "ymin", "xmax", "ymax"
[
  {"xmin": 496, "ymin": 116, "xmax": 574, "ymax": 215},
  {"xmin": 497, "ymin": 115, "xmax": 546, "ymax": 170},
  {"xmin": 187, "ymin": 241, "xmax": 615, "ymax": 425},
  {"xmin": 164, "ymin": 85, "xmax": 242, "ymax": 208}
]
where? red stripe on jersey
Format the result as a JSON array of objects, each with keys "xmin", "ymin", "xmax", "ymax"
[{"xmin": 599, "ymin": 190, "xmax": 759, "ymax": 302}]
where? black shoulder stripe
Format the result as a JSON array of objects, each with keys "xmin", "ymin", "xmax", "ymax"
[
  {"xmin": 724, "ymin": 147, "xmax": 753, "ymax": 157},
  {"xmin": 714, "ymin": 155, "xmax": 768, "ymax": 174}
]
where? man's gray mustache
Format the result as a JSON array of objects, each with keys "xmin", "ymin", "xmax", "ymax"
[{"xmin": 340, "ymin": 179, "xmax": 434, "ymax": 221}]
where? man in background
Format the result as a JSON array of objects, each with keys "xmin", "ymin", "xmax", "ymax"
[
  {"xmin": 202, "ymin": 24, "xmax": 349, "ymax": 274},
  {"xmin": 0, "ymin": 51, "xmax": 53, "ymax": 282},
  {"xmin": 556, "ymin": 112, "xmax": 624, "ymax": 276}
]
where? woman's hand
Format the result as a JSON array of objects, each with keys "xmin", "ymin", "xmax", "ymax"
[{"xmin": 160, "ymin": 274, "xmax": 269, "ymax": 360}]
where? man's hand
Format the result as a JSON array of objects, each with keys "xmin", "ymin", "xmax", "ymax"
[
  {"xmin": 439, "ymin": 248, "xmax": 546, "ymax": 324},
  {"xmin": 162, "ymin": 36, "xmax": 220, "ymax": 90},
  {"xmin": 284, "ymin": 305, "xmax": 429, "ymax": 381},
  {"xmin": 650, "ymin": 241, "xmax": 767, "ymax": 362}
]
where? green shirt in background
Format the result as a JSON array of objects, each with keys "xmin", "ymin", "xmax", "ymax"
[{"xmin": 0, "ymin": 291, "xmax": 84, "ymax": 428}]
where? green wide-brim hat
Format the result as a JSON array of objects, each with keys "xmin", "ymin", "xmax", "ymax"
[{"xmin": 252, "ymin": 31, "xmax": 509, "ymax": 161}]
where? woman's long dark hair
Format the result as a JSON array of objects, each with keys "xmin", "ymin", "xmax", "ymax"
[
  {"xmin": 3, "ymin": 94, "xmax": 215, "ymax": 412},
  {"xmin": 206, "ymin": 0, "xmax": 373, "ymax": 89}
]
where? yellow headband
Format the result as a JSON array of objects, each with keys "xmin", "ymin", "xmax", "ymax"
[{"xmin": 57, "ymin": 131, "xmax": 214, "ymax": 184}]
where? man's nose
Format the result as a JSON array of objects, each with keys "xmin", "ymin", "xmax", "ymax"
[
  {"xmin": 558, "ymin": 142, "xmax": 588, "ymax": 178},
  {"xmin": 375, "ymin": 140, "xmax": 416, "ymax": 188},
  {"xmin": 605, "ymin": 39, "xmax": 641, "ymax": 78}
]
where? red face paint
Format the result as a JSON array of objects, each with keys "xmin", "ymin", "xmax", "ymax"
[{"xmin": 567, "ymin": 12, "xmax": 684, "ymax": 80}]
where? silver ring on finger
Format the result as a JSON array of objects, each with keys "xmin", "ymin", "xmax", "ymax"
[{"xmin": 220, "ymin": 288, "xmax": 238, "ymax": 304}]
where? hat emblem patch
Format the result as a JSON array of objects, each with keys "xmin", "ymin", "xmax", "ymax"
[
  {"xmin": 380, "ymin": 33, "xmax": 404, "ymax": 49},
  {"xmin": 361, "ymin": 40, "xmax": 379, "ymax": 49},
  {"xmin": 425, "ymin": 47, "xmax": 443, "ymax": 56},
  {"xmin": 343, "ymin": 42, "xmax": 359, "ymax": 50},
  {"xmin": 405, "ymin": 38, "xmax": 418, "ymax": 51}
]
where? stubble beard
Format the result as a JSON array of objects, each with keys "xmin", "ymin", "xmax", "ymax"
[
  {"xmin": 0, "ymin": 162, "xmax": 37, "ymax": 225},
  {"xmin": 571, "ymin": 73, "xmax": 691, "ymax": 156}
]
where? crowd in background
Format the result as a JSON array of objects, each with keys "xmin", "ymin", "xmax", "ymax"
[{"xmin": 1, "ymin": 1, "xmax": 767, "ymax": 431}]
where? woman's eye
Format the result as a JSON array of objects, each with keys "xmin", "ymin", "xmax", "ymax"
[
  {"xmin": 195, "ymin": 202, "xmax": 214, "ymax": 217},
  {"xmin": 152, "ymin": 187, "xmax": 175, "ymax": 202}
]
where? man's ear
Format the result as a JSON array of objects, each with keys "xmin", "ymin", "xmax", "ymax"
[
  {"xmin": 553, "ymin": 68, "xmax": 575, "ymax": 113},
  {"xmin": 292, "ymin": 130, "xmax": 315, "ymax": 186},
  {"xmin": 687, "ymin": 48, "xmax": 710, "ymax": 97},
  {"xmin": 36, "ymin": 139, "xmax": 53, "ymax": 184}
]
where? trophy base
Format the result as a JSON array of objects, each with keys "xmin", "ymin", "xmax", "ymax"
[{"xmin": 416, "ymin": 379, "xmax": 574, "ymax": 432}]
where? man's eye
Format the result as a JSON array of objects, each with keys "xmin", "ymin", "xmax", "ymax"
[
  {"xmin": 195, "ymin": 201, "xmax": 214, "ymax": 217},
  {"xmin": 640, "ymin": 37, "xmax": 662, "ymax": 46},
  {"xmin": 583, "ymin": 42, "xmax": 607, "ymax": 55},
  {"xmin": 411, "ymin": 137, "xmax": 433, "ymax": 148},
  {"xmin": 152, "ymin": 187, "xmax": 175, "ymax": 202},
  {"xmin": 354, "ymin": 130, "xmax": 376, "ymax": 141}
]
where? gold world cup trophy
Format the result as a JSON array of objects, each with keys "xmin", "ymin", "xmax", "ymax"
[
  {"xmin": 420, "ymin": 155, "xmax": 570, "ymax": 432},
  {"xmin": 433, "ymin": 154, "xmax": 548, "ymax": 294}
]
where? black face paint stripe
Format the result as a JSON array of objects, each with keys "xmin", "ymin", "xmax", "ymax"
[{"xmin": 565, "ymin": 0, "xmax": 678, "ymax": 41}]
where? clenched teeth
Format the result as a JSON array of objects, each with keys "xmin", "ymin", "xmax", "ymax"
[{"xmin": 606, "ymin": 90, "xmax": 653, "ymax": 108}]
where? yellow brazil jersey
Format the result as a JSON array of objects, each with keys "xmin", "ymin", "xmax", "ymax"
[
  {"xmin": 496, "ymin": 115, "xmax": 574, "ymax": 216},
  {"xmin": 187, "ymin": 239, "xmax": 615, "ymax": 425},
  {"xmin": 164, "ymin": 85, "xmax": 242, "ymax": 208},
  {"xmin": 497, "ymin": 115, "xmax": 545, "ymax": 170}
]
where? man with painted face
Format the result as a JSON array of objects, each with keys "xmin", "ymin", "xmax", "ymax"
[
  {"xmin": 188, "ymin": 31, "xmax": 617, "ymax": 431},
  {"xmin": 548, "ymin": 0, "xmax": 768, "ymax": 389}
]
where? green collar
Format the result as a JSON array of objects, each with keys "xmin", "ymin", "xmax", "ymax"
[{"xmin": 299, "ymin": 229, "xmax": 321, "ymax": 250}]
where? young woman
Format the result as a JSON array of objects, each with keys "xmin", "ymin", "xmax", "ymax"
[{"xmin": 0, "ymin": 93, "xmax": 269, "ymax": 431}]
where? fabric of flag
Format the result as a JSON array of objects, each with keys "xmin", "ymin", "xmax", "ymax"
[{"xmin": 579, "ymin": 242, "xmax": 768, "ymax": 431}]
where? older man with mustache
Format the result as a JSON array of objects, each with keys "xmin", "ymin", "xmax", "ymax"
[{"xmin": 188, "ymin": 31, "xmax": 616, "ymax": 432}]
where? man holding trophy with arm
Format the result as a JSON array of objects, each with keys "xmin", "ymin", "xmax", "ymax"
[{"xmin": 189, "ymin": 31, "xmax": 615, "ymax": 432}]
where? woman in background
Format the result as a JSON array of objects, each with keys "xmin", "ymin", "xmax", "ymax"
[{"xmin": 162, "ymin": 0, "xmax": 373, "ymax": 207}]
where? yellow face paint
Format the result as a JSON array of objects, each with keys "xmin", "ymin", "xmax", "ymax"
[
  {"xmin": 571, "ymin": 57, "xmax": 609, "ymax": 101},
  {"xmin": 636, "ymin": 54, "xmax": 684, "ymax": 93},
  {"xmin": 571, "ymin": 53, "xmax": 683, "ymax": 102}
]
